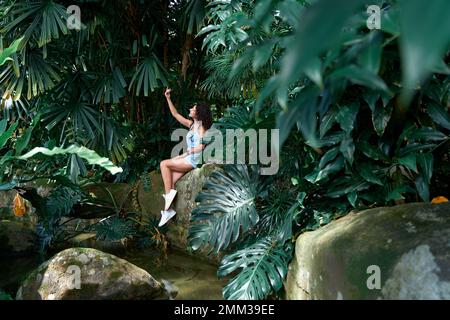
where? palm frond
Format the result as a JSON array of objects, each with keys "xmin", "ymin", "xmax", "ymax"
[
  {"xmin": 183, "ymin": 0, "xmax": 207, "ymax": 34},
  {"xmin": 86, "ymin": 114, "xmax": 134, "ymax": 164},
  {"xmin": 41, "ymin": 100, "xmax": 101, "ymax": 141},
  {"xmin": 93, "ymin": 66, "xmax": 127, "ymax": 104},
  {"xmin": 128, "ymin": 54, "xmax": 167, "ymax": 97},
  {"xmin": 0, "ymin": 46, "xmax": 62, "ymax": 99},
  {"xmin": 1, "ymin": 1, "xmax": 69, "ymax": 50}
]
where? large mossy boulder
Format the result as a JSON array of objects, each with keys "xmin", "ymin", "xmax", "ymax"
[
  {"xmin": 0, "ymin": 220, "xmax": 37, "ymax": 257},
  {"xmin": 285, "ymin": 202, "xmax": 450, "ymax": 300},
  {"xmin": 138, "ymin": 164, "xmax": 221, "ymax": 254},
  {"xmin": 16, "ymin": 247, "xmax": 168, "ymax": 300}
]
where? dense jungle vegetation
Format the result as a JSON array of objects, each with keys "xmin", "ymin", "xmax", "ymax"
[{"xmin": 1, "ymin": 0, "xmax": 449, "ymax": 300}]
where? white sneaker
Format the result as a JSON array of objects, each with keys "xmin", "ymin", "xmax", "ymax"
[
  {"xmin": 163, "ymin": 189, "xmax": 177, "ymax": 211},
  {"xmin": 158, "ymin": 209, "xmax": 176, "ymax": 227}
]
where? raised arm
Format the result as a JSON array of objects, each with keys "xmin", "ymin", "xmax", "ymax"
[{"xmin": 164, "ymin": 88, "xmax": 192, "ymax": 128}]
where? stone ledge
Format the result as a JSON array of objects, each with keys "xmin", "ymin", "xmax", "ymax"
[{"xmin": 285, "ymin": 202, "xmax": 450, "ymax": 300}]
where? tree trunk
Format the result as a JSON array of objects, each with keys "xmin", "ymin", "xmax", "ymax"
[{"xmin": 181, "ymin": 33, "xmax": 194, "ymax": 81}]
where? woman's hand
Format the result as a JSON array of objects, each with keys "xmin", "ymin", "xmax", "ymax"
[{"xmin": 164, "ymin": 88, "xmax": 171, "ymax": 99}]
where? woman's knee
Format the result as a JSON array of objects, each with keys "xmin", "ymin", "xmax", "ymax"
[{"xmin": 160, "ymin": 159, "xmax": 169, "ymax": 169}]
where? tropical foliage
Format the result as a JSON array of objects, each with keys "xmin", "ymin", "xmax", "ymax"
[
  {"xmin": 187, "ymin": 0, "xmax": 450, "ymax": 300},
  {"xmin": 1, "ymin": 0, "xmax": 449, "ymax": 301}
]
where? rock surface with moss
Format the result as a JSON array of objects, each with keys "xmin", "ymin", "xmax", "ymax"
[
  {"xmin": 138, "ymin": 164, "xmax": 221, "ymax": 258},
  {"xmin": 0, "ymin": 220, "xmax": 37, "ymax": 257},
  {"xmin": 16, "ymin": 247, "xmax": 168, "ymax": 300},
  {"xmin": 285, "ymin": 202, "xmax": 450, "ymax": 300}
]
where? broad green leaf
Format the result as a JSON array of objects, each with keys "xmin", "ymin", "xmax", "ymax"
[
  {"xmin": 197, "ymin": 24, "xmax": 220, "ymax": 37},
  {"xmin": 358, "ymin": 32, "xmax": 382, "ymax": 74},
  {"xmin": 304, "ymin": 57, "xmax": 323, "ymax": 89},
  {"xmin": 415, "ymin": 174, "xmax": 430, "ymax": 202},
  {"xmin": 340, "ymin": 135, "xmax": 355, "ymax": 165},
  {"xmin": 358, "ymin": 141, "xmax": 386, "ymax": 161},
  {"xmin": 417, "ymin": 153, "xmax": 433, "ymax": 184},
  {"xmin": 397, "ymin": 153, "xmax": 418, "ymax": 173},
  {"xmin": 0, "ymin": 37, "xmax": 23, "ymax": 66},
  {"xmin": 316, "ymin": 132, "xmax": 345, "ymax": 147},
  {"xmin": 255, "ymin": 76, "xmax": 278, "ymax": 112},
  {"xmin": 408, "ymin": 127, "xmax": 448, "ymax": 142},
  {"xmin": 326, "ymin": 177, "xmax": 371, "ymax": 198},
  {"xmin": 276, "ymin": 86, "xmax": 319, "ymax": 147},
  {"xmin": 347, "ymin": 191, "xmax": 357, "ymax": 207},
  {"xmin": 358, "ymin": 163, "xmax": 383, "ymax": 185},
  {"xmin": 304, "ymin": 170, "xmax": 319, "ymax": 184},
  {"xmin": 0, "ymin": 122, "xmax": 18, "ymax": 148},
  {"xmin": 363, "ymin": 91, "xmax": 380, "ymax": 112},
  {"xmin": 399, "ymin": 0, "xmax": 450, "ymax": 96},
  {"xmin": 252, "ymin": 41, "xmax": 274, "ymax": 71},
  {"xmin": 336, "ymin": 102, "xmax": 359, "ymax": 133},
  {"xmin": 431, "ymin": 59, "xmax": 450, "ymax": 75},
  {"xmin": 380, "ymin": 90, "xmax": 394, "ymax": 107},
  {"xmin": 372, "ymin": 103, "xmax": 392, "ymax": 136},
  {"xmin": 319, "ymin": 147, "xmax": 339, "ymax": 169},
  {"xmin": 315, "ymin": 155, "xmax": 344, "ymax": 183},
  {"xmin": 15, "ymin": 126, "xmax": 33, "ymax": 155},
  {"xmin": 398, "ymin": 143, "xmax": 435, "ymax": 157},
  {"xmin": 319, "ymin": 106, "xmax": 337, "ymax": 138},
  {"xmin": 329, "ymin": 65, "xmax": 389, "ymax": 92},
  {"xmin": 385, "ymin": 186, "xmax": 406, "ymax": 202},
  {"xmin": 279, "ymin": 0, "xmax": 365, "ymax": 91},
  {"xmin": 381, "ymin": 5, "xmax": 400, "ymax": 36},
  {"xmin": 277, "ymin": 0, "xmax": 304, "ymax": 28},
  {"xmin": 0, "ymin": 120, "xmax": 7, "ymax": 135},
  {"xmin": 18, "ymin": 145, "xmax": 123, "ymax": 175},
  {"xmin": 428, "ymin": 103, "xmax": 450, "ymax": 130}
]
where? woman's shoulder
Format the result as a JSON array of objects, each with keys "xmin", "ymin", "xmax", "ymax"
[{"xmin": 198, "ymin": 125, "xmax": 207, "ymax": 135}]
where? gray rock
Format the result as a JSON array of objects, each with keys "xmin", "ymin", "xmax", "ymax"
[
  {"xmin": 16, "ymin": 247, "xmax": 168, "ymax": 300},
  {"xmin": 0, "ymin": 220, "xmax": 37, "ymax": 257},
  {"xmin": 285, "ymin": 202, "xmax": 450, "ymax": 300},
  {"xmin": 138, "ymin": 164, "xmax": 222, "ymax": 263}
]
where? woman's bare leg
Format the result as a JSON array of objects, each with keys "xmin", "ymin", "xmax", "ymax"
[
  {"xmin": 160, "ymin": 157, "xmax": 193, "ymax": 194},
  {"xmin": 160, "ymin": 159, "xmax": 173, "ymax": 194},
  {"xmin": 172, "ymin": 171, "xmax": 185, "ymax": 189}
]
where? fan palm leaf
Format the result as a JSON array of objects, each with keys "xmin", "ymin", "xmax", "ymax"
[
  {"xmin": 128, "ymin": 54, "xmax": 168, "ymax": 97},
  {"xmin": 1, "ymin": 0, "xmax": 69, "ymax": 51}
]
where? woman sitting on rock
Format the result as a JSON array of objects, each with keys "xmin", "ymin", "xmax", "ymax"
[{"xmin": 158, "ymin": 88, "xmax": 212, "ymax": 227}]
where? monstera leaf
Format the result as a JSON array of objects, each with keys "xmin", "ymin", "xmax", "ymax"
[
  {"xmin": 188, "ymin": 165, "xmax": 261, "ymax": 253},
  {"xmin": 218, "ymin": 236, "xmax": 292, "ymax": 300}
]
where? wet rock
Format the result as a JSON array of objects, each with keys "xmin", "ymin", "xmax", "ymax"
[
  {"xmin": 172, "ymin": 164, "xmax": 221, "ymax": 248},
  {"xmin": 0, "ymin": 220, "xmax": 37, "ymax": 257},
  {"xmin": 285, "ymin": 202, "xmax": 450, "ymax": 300},
  {"xmin": 16, "ymin": 247, "xmax": 167, "ymax": 300},
  {"xmin": 138, "ymin": 164, "xmax": 222, "ymax": 263},
  {"xmin": 160, "ymin": 279, "xmax": 179, "ymax": 300}
]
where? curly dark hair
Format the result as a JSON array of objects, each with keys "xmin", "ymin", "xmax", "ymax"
[{"xmin": 195, "ymin": 103, "xmax": 212, "ymax": 130}]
